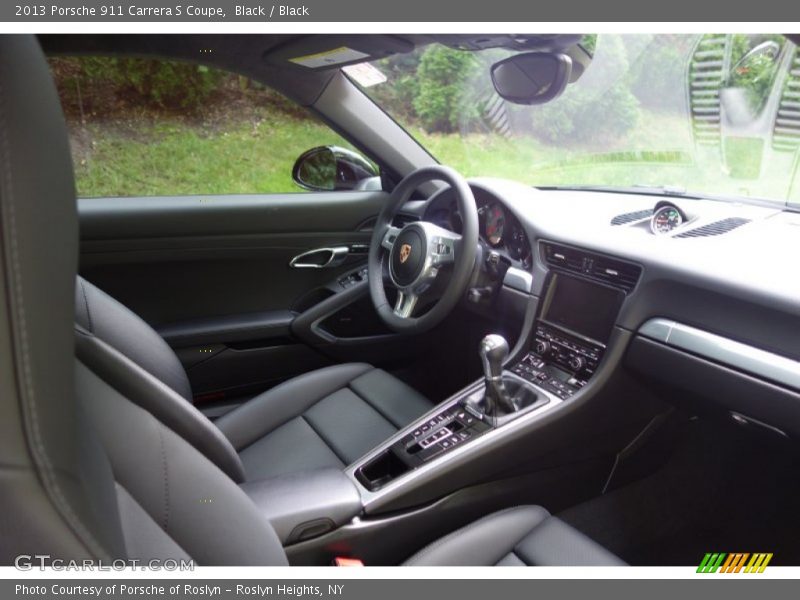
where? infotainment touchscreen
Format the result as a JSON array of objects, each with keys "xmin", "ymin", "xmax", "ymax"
[{"xmin": 541, "ymin": 273, "xmax": 625, "ymax": 344}]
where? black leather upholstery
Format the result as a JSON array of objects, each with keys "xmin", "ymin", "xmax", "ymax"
[
  {"xmin": 217, "ymin": 363, "xmax": 433, "ymax": 479},
  {"xmin": 75, "ymin": 276, "xmax": 433, "ymax": 480},
  {"xmin": 74, "ymin": 324, "xmax": 246, "ymax": 483},
  {"xmin": 405, "ymin": 506, "xmax": 626, "ymax": 566},
  {"xmin": 76, "ymin": 277, "xmax": 192, "ymax": 400},
  {"xmin": 0, "ymin": 35, "xmax": 290, "ymax": 566},
  {"xmin": 0, "ymin": 35, "xmax": 121, "ymax": 563},
  {"xmin": 77, "ymin": 361, "xmax": 287, "ymax": 565}
]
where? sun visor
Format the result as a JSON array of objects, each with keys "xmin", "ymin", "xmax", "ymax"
[{"xmin": 264, "ymin": 35, "xmax": 414, "ymax": 71}]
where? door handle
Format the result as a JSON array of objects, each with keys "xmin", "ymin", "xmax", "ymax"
[{"xmin": 289, "ymin": 246, "xmax": 350, "ymax": 269}]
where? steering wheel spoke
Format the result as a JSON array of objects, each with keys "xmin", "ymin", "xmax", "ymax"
[
  {"xmin": 381, "ymin": 225, "xmax": 402, "ymax": 251},
  {"xmin": 393, "ymin": 290, "xmax": 419, "ymax": 318},
  {"xmin": 429, "ymin": 229, "xmax": 460, "ymax": 266}
]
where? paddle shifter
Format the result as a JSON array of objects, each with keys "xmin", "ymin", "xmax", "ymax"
[{"xmin": 478, "ymin": 334, "xmax": 516, "ymax": 417}]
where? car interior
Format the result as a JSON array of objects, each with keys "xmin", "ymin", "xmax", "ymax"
[{"xmin": 1, "ymin": 33, "xmax": 799, "ymax": 567}]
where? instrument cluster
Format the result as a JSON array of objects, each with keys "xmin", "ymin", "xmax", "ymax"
[{"xmin": 425, "ymin": 191, "xmax": 532, "ymax": 269}]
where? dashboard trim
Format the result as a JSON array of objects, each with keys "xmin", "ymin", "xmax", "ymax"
[
  {"xmin": 639, "ymin": 318, "xmax": 800, "ymax": 391},
  {"xmin": 502, "ymin": 266, "xmax": 533, "ymax": 294}
]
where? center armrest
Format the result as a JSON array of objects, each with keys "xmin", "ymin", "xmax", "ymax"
[{"xmin": 240, "ymin": 468, "xmax": 362, "ymax": 545}]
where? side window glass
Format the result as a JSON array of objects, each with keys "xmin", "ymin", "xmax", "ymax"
[{"xmin": 48, "ymin": 57, "xmax": 379, "ymax": 197}]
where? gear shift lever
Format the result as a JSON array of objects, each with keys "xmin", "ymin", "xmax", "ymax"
[{"xmin": 479, "ymin": 334, "xmax": 516, "ymax": 416}]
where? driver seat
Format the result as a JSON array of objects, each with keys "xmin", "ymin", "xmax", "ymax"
[{"xmin": 75, "ymin": 275, "xmax": 434, "ymax": 483}]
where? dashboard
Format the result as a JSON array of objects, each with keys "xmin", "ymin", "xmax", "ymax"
[{"xmin": 409, "ymin": 177, "xmax": 800, "ymax": 438}]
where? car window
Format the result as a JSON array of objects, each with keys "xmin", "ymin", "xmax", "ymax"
[{"xmin": 49, "ymin": 56, "xmax": 378, "ymax": 197}]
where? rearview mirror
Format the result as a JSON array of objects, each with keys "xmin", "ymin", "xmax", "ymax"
[
  {"xmin": 490, "ymin": 52, "xmax": 573, "ymax": 105},
  {"xmin": 292, "ymin": 146, "xmax": 380, "ymax": 192}
]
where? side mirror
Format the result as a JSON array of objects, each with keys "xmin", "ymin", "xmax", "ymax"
[
  {"xmin": 490, "ymin": 52, "xmax": 572, "ymax": 105},
  {"xmin": 292, "ymin": 146, "xmax": 380, "ymax": 192}
]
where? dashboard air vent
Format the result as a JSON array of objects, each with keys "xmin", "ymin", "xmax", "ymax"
[
  {"xmin": 675, "ymin": 217, "xmax": 750, "ymax": 238},
  {"xmin": 541, "ymin": 243, "xmax": 585, "ymax": 272},
  {"xmin": 541, "ymin": 242, "xmax": 642, "ymax": 293},
  {"xmin": 610, "ymin": 209, "xmax": 653, "ymax": 225},
  {"xmin": 590, "ymin": 257, "xmax": 642, "ymax": 292}
]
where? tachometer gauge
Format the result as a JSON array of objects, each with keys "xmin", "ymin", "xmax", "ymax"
[
  {"xmin": 650, "ymin": 204, "xmax": 684, "ymax": 235},
  {"xmin": 484, "ymin": 203, "xmax": 506, "ymax": 246}
]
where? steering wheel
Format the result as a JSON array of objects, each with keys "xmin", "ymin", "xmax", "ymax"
[{"xmin": 368, "ymin": 166, "xmax": 479, "ymax": 333}]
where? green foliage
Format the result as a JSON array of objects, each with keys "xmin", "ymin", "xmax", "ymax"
[
  {"xmin": 116, "ymin": 59, "xmax": 224, "ymax": 109},
  {"xmin": 296, "ymin": 149, "xmax": 337, "ymax": 190},
  {"xmin": 50, "ymin": 56, "xmax": 224, "ymax": 112},
  {"xmin": 581, "ymin": 35, "xmax": 598, "ymax": 56},
  {"xmin": 729, "ymin": 34, "xmax": 785, "ymax": 113},
  {"xmin": 528, "ymin": 35, "xmax": 640, "ymax": 144},
  {"xmin": 723, "ymin": 137, "xmax": 764, "ymax": 179},
  {"xmin": 413, "ymin": 46, "xmax": 478, "ymax": 133},
  {"xmin": 368, "ymin": 52, "xmax": 421, "ymax": 122}
]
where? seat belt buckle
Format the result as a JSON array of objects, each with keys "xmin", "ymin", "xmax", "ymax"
[{"xmin": 334, "ymin": 557, "xmax": 364, "ymax": 567}]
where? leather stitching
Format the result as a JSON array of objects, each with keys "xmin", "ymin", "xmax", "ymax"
[
  {"xmin": 299, "ymin": 415, "xmax": 347, "ymax": 465},
  {"xmin": 157, "ymin": 425, "xmax": 170, "ymax": 532},
  {"xmin": 218, "ymin": 363, "xmax": 372, "ymax": 450},
  {"xmin": 347, "ymin": 377, "xmax": 405, "ymax": 429},
  {"xmin": 0, "ymin": 45, "xmax": 104, "ymax": 557},
  {"xmin": 79, "ymin": 278, "xmax": 93, "ymax": 332}
]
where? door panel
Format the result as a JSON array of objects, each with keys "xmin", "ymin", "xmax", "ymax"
[
  {"xmin": 77, "ymin": 190, "xmax": 410, "ymax": 401},
  {"xmin": 79, "ymin": 193, "xmax": 385, "ymax": 239},
  {"xmin": 78, "ymin": 191, "xmax": 384, "ymax": 325}
]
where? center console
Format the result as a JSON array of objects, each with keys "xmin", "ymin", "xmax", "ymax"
[
  {"xmin": 353, "ymin": 244, "xmax": 638, "ymax": 501},
  {"xmin": 510, "ymin": 271, "xmax": 625, "ymax": 399}
]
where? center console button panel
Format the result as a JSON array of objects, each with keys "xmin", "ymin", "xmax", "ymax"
[
  {"xmin": 354, "ymin": 399, "xmax": 493, "ymax": 491},
  {"xmin": 511, "ymin": 323, "xmax": 604, "ymax": 399},
  {"xmin": 401, "ymin": 403, "xmax": 491, "ymax": 463}
]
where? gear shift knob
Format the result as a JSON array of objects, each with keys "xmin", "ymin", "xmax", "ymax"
[
  {"xmin": 480, "ymin": 334, "xmax": 509, "ymax": 380},
  {"xmin": 477, "ymin": 334, "xmax": 515, "ymax": 418}
]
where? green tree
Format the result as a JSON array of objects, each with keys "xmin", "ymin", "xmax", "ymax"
[
  {"xmin": 50, "ymin": 56, "xmax": 225, "ymax": 113},
  {"xmin": 528, "ymin": 35, "xmax": 640, "ymax": 145},
  {"xmin": 413, "ymin": 46, "xmax": 478, "ymax": 133}
]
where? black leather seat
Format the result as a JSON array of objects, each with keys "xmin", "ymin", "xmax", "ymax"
[
  {"xmin": 405, "ymin": 506, "xmax": 624, "ymax": 566},
  {"xmin": 74, "ymin": 276, "xmax": 433, "ymax": 481},
  {"xmin": 0, "ymin": 35, "xmax": 624, "ymax": 567}
]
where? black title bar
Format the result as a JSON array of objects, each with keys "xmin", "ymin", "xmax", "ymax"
[{"xmin": 3, "ymin": 0, "xmax": 800, "ymax": 22}]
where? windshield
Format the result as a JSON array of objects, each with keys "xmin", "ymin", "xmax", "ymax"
[{"xmin": 355, "ymin": 34, "xmax": 800, "ymax": 207}]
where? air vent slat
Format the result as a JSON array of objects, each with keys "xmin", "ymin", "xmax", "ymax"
[
  {"xmin": 675, "ymin": 217, "xmax": 750, "ymax": 238},
  {"xmin": 610, "ymin": 209, "xmax": 653, "ymax": 226},
  {"xmin": 540, "ymin": 242, "xmax": 641, "ymax": 293}
]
